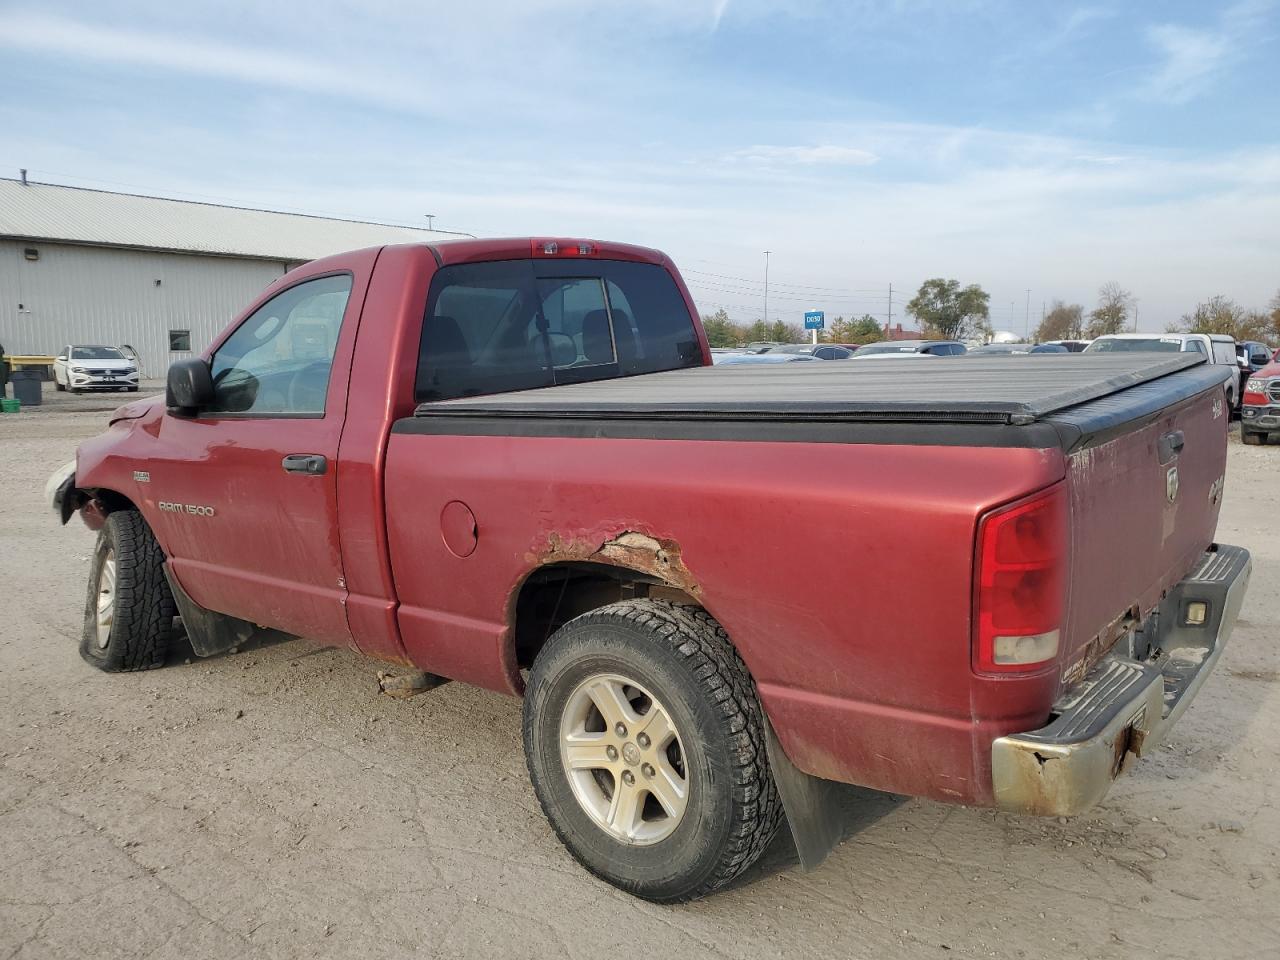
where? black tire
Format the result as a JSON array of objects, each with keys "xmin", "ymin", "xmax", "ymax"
[
  {"xmin": 128, "ymin": 386, "xmax": 139, "ymax": 393},
  {"xmin": 1242, "ymin": 429, "xmax": 1262, "ymax": 445},
  {"xmin": 55, "ymin": 378, "xmax": 66, "ymax": 392},
  {"xmin": 81, "ymin": 510, "xmax": 177, "ymax": 671},
  {"xmin": 523, "ymin": 599, "xmax": 783, "ymax": 902},
  {"xmin": 70, "ymin": 387, "xmax": 82, "ymax": 395}
]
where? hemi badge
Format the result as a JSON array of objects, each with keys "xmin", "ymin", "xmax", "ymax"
[{"xmin": 133, "ymin": 470, "xmax": 151, "ymax": 483}]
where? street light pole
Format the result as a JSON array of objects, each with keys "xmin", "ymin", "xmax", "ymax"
[{"xmin": 763, "ymin": 251, "xmax": 771, "ymax": 327}]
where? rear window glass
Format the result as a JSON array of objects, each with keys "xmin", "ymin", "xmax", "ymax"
[
  {"xmin": 415, "ymin": 259, "xmax": 702, "ymax": 403},
  {"xmin": 1085, "ymin": 337, "xmax": 1182, "ymax": 353}
]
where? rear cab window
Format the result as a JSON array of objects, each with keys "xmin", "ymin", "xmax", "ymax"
[{"xmin": 415, "ymin": 259, "xmax": 703, "ymax": 403}]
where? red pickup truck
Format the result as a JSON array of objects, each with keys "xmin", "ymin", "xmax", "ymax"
[{"xmin": 49, "ymin": 239, "xmax": 1251, "ymax": 902}]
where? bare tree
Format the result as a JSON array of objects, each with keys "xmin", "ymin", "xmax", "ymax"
[
  {"xmin": 1085, "ymin": 282, "xmax": 1132, "ymax": 338},
  {"xmin": 1035, "ymin": 300, "xmax": 1084, "ymax": 342}
]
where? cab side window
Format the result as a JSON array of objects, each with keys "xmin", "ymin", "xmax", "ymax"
[{"xmin": 207, "ymin": 274, "xmax": 353, "ymax": 416}]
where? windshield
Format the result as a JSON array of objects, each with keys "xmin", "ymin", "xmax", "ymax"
[
  {"xmin": 70, "ymin": 346, "xmax": 126, "ymax": 360},
  {"xmin": 854, "ymin": 342, "xmax": 920, "ymax": 355},
  {"xmin": 1084, "ymin": 338, "xmax": 1182, "ymax": 353}
]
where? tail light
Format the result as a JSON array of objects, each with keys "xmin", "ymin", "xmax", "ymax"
[{"xmin": 973, "ymin": 484, "xmax": 1068, "ymax": 674}]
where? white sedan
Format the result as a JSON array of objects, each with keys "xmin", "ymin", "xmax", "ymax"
[{"xmin": 53, "ymin": 345, "xmax": 141, "ymax": 393}]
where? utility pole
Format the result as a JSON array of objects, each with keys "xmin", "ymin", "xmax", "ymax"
[
  {"xmin": 1025, "ymin": 289, "xmax": 1031, "ymax": 340},
  {"xmin": 886, "ymin": 282, "xmax": 893, "ymax": 336},
  {"xmin": 763, "ymin": 250, "xmax": 771, "ymax": 327}
]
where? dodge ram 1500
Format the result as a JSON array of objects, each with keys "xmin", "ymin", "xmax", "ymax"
[{"xmin": 49, "ymin": 238, "xmax": 1250, "ymax": 901}]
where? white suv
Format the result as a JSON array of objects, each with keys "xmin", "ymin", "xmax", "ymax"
[{"xmin": 1083, "ymin": 333, "xmax": 1239, "ymax": 408}]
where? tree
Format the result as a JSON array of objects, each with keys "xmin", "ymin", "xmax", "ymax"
[
  {"xmin": 1172, "ymin": 295, "xmax": 1278, "ymax": 342},
  {"xmin": 905, "ymin": 279, "xmax": 990, "ymax": 341},
  {"xmin": 1085, "ymin": 282, "xmax": 1132, "ymax": 338},
  {"xmin": 1034, "ymin": 300, "xmax": 1084, "ymax": 342},
  {"xmin": 826, "ymin": 314, "xmax": 884, "ymax": 345},
  {"xmin": 766, "ymin": 320, "xmax": 806, "ymax": 343},
  {"xmin": 700, "ymin": 309, "xmax": 740, "ymax": 348}
]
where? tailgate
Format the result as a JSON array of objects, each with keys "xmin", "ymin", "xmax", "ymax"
[{"xmin": 1054, "ymin": 379, "xmax": 1229, "ymax": 686}]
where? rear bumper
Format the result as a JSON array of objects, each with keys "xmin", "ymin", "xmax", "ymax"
[{"xmin": 991, "ymin": 543, "xmax": 1251, "ymax": 816}]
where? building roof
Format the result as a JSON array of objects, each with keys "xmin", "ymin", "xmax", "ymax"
[{"xmin": 0, "ymin": 178, "xmax": 465, "ymax": 262}]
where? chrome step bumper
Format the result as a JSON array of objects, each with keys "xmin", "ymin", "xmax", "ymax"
[{"xmin": 991, "ymin": 543, "xmax": 1251, "ymax": 816}]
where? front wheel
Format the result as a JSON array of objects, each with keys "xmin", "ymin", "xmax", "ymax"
[
  {"xmin": 523, "ymin": 600, "xmax": 782, "ymax": 902},
  {"xmin": 55, "ymin": 378, "xmax": 66, "ymax": 392},
  {"xmin": 81, "ymin": 510, "xmax": 177, "ymax": 671},
  {"xmin": 1242, "ymin": 430, "xmax": 1263, "ymax": 446}
]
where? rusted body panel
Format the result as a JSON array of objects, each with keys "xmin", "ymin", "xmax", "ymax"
[{"xmin": 383, "ymin": 433, "xmax": 1065, "ymax": 804}]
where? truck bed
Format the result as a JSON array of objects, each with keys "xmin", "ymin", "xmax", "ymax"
[{"xmin": 405, "ymin": 354, "xmax": 1228, "ymax": 451}]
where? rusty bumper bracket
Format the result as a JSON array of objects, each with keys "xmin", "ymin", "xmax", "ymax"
[{"xmin": 992, "ymin": 543, "xmax": 1251, "ymax": 817}]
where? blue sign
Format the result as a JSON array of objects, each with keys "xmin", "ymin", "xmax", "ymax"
[{"xmin": 804, "ymin": 310, "xmax": 825, "ymax": 330}]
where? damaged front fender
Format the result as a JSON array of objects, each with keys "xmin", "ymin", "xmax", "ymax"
[{"xmin": 45, "ymin": 460, "xmax": 84, "ymax": 525}]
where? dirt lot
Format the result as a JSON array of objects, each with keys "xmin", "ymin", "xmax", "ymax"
[{"xmin": 2, "ymin": 386, "xmax": 1277, "ymax": 960}]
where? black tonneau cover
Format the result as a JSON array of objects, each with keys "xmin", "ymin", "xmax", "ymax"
[
  {"xmin": 414, "ymin": 354, "xmax": 1205, "ymax": 423},
  {"xmin": 401, "ymin": 354, "xmax": 1229, "ymax": 450}
]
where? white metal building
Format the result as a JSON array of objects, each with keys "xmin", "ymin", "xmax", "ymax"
[{"xmin": 0, "ymin": 177, "xmax": 462, "ymax": 375}]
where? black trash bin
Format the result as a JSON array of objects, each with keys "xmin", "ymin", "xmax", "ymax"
[{"xmin": 10, "ymin": 370, "xmax": 42, "ymax": 406}]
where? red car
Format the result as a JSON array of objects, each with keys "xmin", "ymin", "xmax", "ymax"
[
  {"xmin": 48, "ymin": 239, "xmax": 1250, "ymax": 901},
  {"xmin": 1241, "ymin": 356, "xmax": 1280, "ymax": 444}
]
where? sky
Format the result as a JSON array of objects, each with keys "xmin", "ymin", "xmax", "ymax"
[{"xmin": 2, "ymin": 0, "xmax": 1278, "ymax": 334}]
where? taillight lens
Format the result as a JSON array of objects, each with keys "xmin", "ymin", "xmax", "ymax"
[{"xmin": 974, "ymin": 484, "xmax": 1067, "ymax": 674}]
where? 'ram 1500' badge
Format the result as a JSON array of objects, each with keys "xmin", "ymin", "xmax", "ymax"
[
  {"xmin": 1166, "ymin": 466, "xmax": 1180, "ymax": 503},
  {"xmin": 158, "ymin": 501, "xmax": 216, "ymax": 517}
]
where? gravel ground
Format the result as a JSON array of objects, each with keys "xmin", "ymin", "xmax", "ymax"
[{"xmin": 1, "ymin": 384, "xmax": 1277, "ymax": 960}]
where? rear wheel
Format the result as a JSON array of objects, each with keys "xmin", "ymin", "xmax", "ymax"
[
  {"xmin": 81, "ymin": 510, "xmax": 177, "ymax": 671},
  {"xmin": 523, "ymin": 599, "xmax": 782, "ymax": 902}
]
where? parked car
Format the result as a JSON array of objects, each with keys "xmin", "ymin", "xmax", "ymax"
[
  {"xmin": 968, "ymin": 343, "xmax": 1031, "ymax": 355},
  {"xmin": 1241, "ymin": 355, "xmax": 1280, "ymax": 444},
  {"xmin": 1085, "ymin": 333, "xmax": 1240, "ymax": 409},
  {"xmin": 48, "ymin": 238, "xmax": 1249, "ymax": 903},
  {"xmin": 743, "ymin": 341, "xmax": 782, "ymax": 353},
  {"xmin": 1040, "ymin": 339, "xmax": 1092, "ymax": 353},
  {"xmin": 53, "ymin": 345, "xmax": 141, "ymax": 393},
  {"xmin": 852, "ymin": 339, "xmax": 967, "ymax": 357},
  {"xmin": 766, "ymin": 343, "xmax": 854, "ymax": 360},
  {"xmin": 713, "ymin": 351, "xmax": 818, "ymax": 364}
]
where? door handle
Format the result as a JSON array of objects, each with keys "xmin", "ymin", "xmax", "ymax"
[{"xmin": 282, "ymin": 454, "xmax": 327, "ymax": 475}]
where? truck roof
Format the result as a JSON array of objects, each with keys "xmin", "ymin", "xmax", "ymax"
[{"xmin": 404, "ymin": 354, "xmax": 1229, "ymax": 451}]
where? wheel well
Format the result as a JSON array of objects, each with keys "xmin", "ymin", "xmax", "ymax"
[
  {"xmin": 513, "ymin": 562, "xmax": 699, "ymax": 669},
  {"xmin": 93, "ymin": 488, "xmax": 138, "ymax": 513}
]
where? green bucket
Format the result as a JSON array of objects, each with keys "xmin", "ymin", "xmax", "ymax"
[{"xmin": 0, "ymin": 398, "xmax": 20, "ymax": 413}]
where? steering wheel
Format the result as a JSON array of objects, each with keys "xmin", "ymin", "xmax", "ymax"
[{"xmin": 286, "ymin": 361, "xmax": 331, "ymax": 413}]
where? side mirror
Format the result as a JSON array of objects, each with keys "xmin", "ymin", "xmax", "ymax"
[
  {"xmin": 166, "ymin": 358, "xmax": 214, "ymax": 413},
  {"xmin": 56, "ymin": 355, "xmax": 67, "ymax": 362}
]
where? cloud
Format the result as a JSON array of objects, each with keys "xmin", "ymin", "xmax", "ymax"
[
  {"xmin": 724, "ymin": 144, "xmax": 878, "ymax": 166},
  {"xmin": 1138, "ymin": 0, "xmax": 1275, "ymax": 104},
  {"xmin": 0, "ymin": 12, "xmax": 437, "ymax": 113}
]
